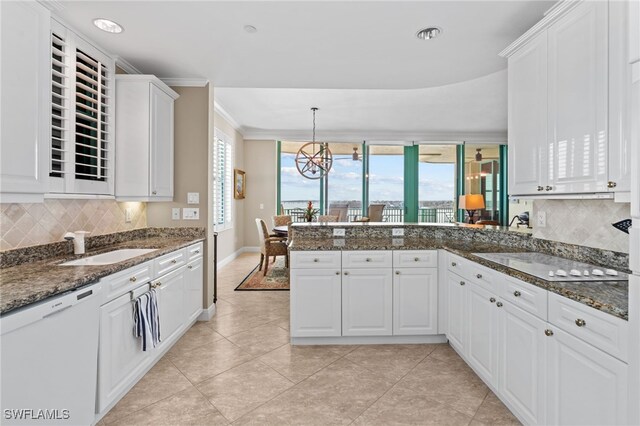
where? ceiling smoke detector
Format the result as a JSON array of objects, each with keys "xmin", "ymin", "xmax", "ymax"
[
  {"xmin": 93, "ymin": 18, "xmax": 123, "ymax": 34},
  {"xmin": 416, "ymin": 27, "xmax": 442, "ymax": 40},
  {"xmin": 244, "ymin": 25, "xmax": 258, "ymax": 34}
]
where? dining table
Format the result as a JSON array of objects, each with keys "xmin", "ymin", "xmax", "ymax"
[{"xmin": 272, "ymin": 225, "xmax": 289, "ymax": 237}]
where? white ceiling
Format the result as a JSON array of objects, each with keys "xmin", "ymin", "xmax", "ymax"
[{"xmin": 55, "ymin": 0, "xmax": 554, "ymax": 140}]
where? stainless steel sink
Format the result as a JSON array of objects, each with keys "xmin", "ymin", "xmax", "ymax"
[{"xmin": 59, "ymin": 249, "xmax": 157, "ymax": 266}]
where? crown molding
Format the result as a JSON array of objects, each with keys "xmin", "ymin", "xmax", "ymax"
[
  {"xmin": 499, "ymin": 0, "xmax": 581, "ymax": 58},
  {"xmin": 213, "ymin": 101, "xmax": 244, "ymax": 136},
  {"xmin": 114, "ymin": 57, "xmax": 142, "ymax": 75},
  {"xmin": 38, "ymin": 0, "xmax": 65, "ymax": 12},
  {"xmin": 241, "ymin": 129, "xmax": 507, "ymax": 144},
  {"xmin": 160, "ymin": 78, "xmax": 209, "ymax": 87}
]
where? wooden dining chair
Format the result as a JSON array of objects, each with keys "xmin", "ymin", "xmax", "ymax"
[
  {"xmin": 255, "ymin": 218, "xmax": 288, "ymax": 275},
  {"xmin": 318, "ymin": 215, "xmax": 339, "ymax": 223}
]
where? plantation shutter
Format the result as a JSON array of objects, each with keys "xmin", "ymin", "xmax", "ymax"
[
  {"xmin": 50, "ymin": 32, "xmax": 68, "ymax": 178},
  {"xmin": 213, "ymin": 133, "xmax": 233, "ymax": 230}
]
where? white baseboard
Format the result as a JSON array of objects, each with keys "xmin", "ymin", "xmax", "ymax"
[
  {"xmin": 217, "ymin": 246, "xmax": 260, "ymax": 269},
  {"xmin": 242, "ymin": 246, "xmax": 260, "ymax": 253},
  {"xmin": 197, "ymin": 303, "xmax": 216, "ymax": 321},
  {"xmin": 290, "ymin": 335, "xmax": 448, "ymax": 346}
]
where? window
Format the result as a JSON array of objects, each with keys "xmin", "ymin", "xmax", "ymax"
[
  {"xmin": 49, "ymin": 20, "xmax": 115, "ymax": 195},
  {"xmin": 213, "ymin": 130, "xmax": 233, "ymax": 231}
]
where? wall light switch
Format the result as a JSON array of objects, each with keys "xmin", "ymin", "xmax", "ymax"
[
  {"xmin": 187, "ymin": 192, "xmax": 200, "ymax": 204},
  {"xmin": 392, "ymin": 228, "xmax": 405, "ymax": 237},
  {"xmin": 333, "ymin": 228, "xmax": 346, "ymax": 237},
  {"xmin": 183, "ymin": 208, "xmax": 200, "ymax": 220},
  {"xmin": 125, "ymin": 208, "xmax": 132, "ymax": 223},
  {"xmin": 536, "ymin": 211, "xmax": 546, "ymax": 227},
  {"xmin": 259, "ymin": 203, "xmax": 264, "ymax": 210},
  {"xmin": 172, "ymin": 208, "xmax": 180, "ymax": 220}
]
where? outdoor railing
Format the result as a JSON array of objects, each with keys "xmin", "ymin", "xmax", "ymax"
[{"xmin": 283, "ymin": 207, "xmax": 454, "ymax": 224}]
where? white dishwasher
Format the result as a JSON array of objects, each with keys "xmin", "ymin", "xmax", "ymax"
[{"xmin": 1, "ymin": 283, "xmax": 102, "ymax": 425}]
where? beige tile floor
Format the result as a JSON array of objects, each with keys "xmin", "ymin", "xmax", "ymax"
[{"xmin": 100, "ymin": 253, "xmax": 520, "ymax": 426}]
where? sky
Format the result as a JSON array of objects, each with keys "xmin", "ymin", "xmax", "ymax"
[{"xmin": 281, "ymin": 152, "xmax": 455, "ymax": 204}]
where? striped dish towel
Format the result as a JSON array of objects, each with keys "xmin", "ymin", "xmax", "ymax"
[{"xmin": 133, "ymin": 289, "xmax": 161, "ymax": 351}]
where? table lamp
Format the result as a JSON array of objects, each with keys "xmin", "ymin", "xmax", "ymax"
[{"xmin": 459, "ymin": 194, "xmax": 485, "ymax": 224}]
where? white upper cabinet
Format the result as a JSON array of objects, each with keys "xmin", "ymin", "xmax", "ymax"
[
  {"xmin": 0, "ymin": 1, "xmax": 50, "ymax": 202},
  {"xmin": 507, "ymin": 32, "xmax": 548, "ymax": 195},
  {"xmin": 503, "ymin": 0, "xmax": 631, "ymax": 197},
  {"xmin": 547, "ymin": 0, "xmax": 608, "ymax": 194},
  {"xmin": 115, "ymin": 75, "xmax": 178, "ymax": 201}
]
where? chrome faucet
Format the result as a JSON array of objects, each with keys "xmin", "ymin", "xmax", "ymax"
[{"xmin": 63, "ymin": 231, "xmax": 90, "ymax": 255}]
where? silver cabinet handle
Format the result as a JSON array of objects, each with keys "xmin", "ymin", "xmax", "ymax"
[
  {"xmin": 537, "ymin": 186, "xmax": 544, "ymax": 191},
  {"xmin": 194, "ymin": 250, "xmax": 200, "ymax": 254},
  {"xmin": 575, "ymin": 318, "xmax": 586, "ymax": 327},
  {"xmin": 414, "ymin": 257, "xmax": 420, "ymax": 262},
  {"xmin": 459, "ymin": 281, "xmax": 465, "ymax": 286},
  {"xmin": 313, "ymin": 258, "xmax": 319, "ymax": 262},
  {"xmin": 171, "ymin": 259, "xmax": 177, "ymax": 264},
  {"xmin": 395, "ymin": 271, "xmax": 400, "ymax": 275},
  {"xmin": 496, "ymin": 302, "xmax": 503, "ymax": 307},
  {"xmin": 544, "ymin": 329, "xmax": 554, "ymax": 337},
  {"xmin": 513, "ymin": 291, "xmax": 521, "ymax": 297},
  {"xmin": 489, "ymin": 297, "xmax": 496, "ymax": 303},
  {"xmin": 344, "ymin": 271, "xmax": 349, "ymax": 275},
  {"xmin": 451, "ymin": 262, "xmax": 457, "ymax": 267},
  {"xmin": 608, "ymin": 181, "xmax": 617, "ymax": 189},
  {"xmin": 476, "ymin": 273, "xmax": 482, "ymax": 279},
  {"xmin": 130, "ymin": 276, "xmax": 137, "ymax": 282},
  {"xmin": 545, "ymin": 186, "xmax": 553, "ymax": 191},
  {"xmin": 151, "ymin": 282, "xmax": 161, "ymax": 289},
  {"xmin": 335, "ymin": 271, "xmax": 340, "ymax": 275},
  {"xmin": 188, "ymin": 265, "xmax": 193, "ymax": 270},
  {"xmin": 365, "ymin": 258, "xmax": 372, "ymax": 262},
  {"xmin": 152, "ymin": 190, "xmax": 157, "ymax": 195}
]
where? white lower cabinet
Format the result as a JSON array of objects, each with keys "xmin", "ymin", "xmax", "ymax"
[
  {"xmin": 290, "ymin": 269, "xmax": 342, "ymax": 337},
  {"xmin": 546, "ymin": 326, "xmax": 628, "ymax": 426},
  {"xmin": 185, "ymin": 257, "xmax": 204, "ymax": 323},
  {"xmin": 393, "ymin": 268, "xmax": 437, "ymax": 335},
  {"xmin": 499, "ymin": 301, "xmax": 547, "ymax": 426},
  {"xmin": 156, "ymin": 267, "xmax": 186, "ymax": 346},
  {"xmin": 466, "ymin": 282, "xmax": 500, "ymax": 388},
  {"xmin": 447, "ymin": 273, "xmax": 467, "ymax": 354},
  {"xmin": 342, "ymin": 268, "xmax": 393, "ymax": 336}
]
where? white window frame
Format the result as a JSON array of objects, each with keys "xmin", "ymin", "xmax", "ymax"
[
  {"xmin": 213, "ymin": 129, "xmax": 234, "ymax": 232},
  {"xmin": 48, "ymin": 19, "xmax": 115, "ymax": 196}
]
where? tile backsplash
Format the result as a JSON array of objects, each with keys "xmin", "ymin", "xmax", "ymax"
[
  {"xmin": 532, "ymin": 199, "xmax": 630, "ymax": 253},
  {"xmin": 0, "ymin": 200, "xmax": 146, "ymax": 251}
]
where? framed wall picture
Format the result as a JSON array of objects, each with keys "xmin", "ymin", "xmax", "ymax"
[{"xmin": 234, "ymin": 169, "xmax": 246, "ymax": 199}]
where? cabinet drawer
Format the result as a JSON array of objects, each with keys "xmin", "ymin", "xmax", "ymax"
[
  {"xmin": 447, "ymin": 253, "xmax": 472, "ymax": 277},
  {"xmin": 393, "ymin": 250, "xmax": 437, "ymax": 268},
  {"xmin": 290, "ymin": 251, "xmax": 341, "ymax": 269},
  {"xmin": 187, "ymin": 242, "xmax": 203, "ymax": 261},
  {"xmin": 154, "ymin": 248, "xmax": 187, "ymax": 277},
  {"xmin": 101, "ymin": 261, "xmax": 153, "ymax": 303},
  {"xmin": 342, "ymin": 250, "xmax": 392, "ymax": 268},
  {"xmin": 501, "ymin": 276, "xmax": 547, "ymax": 320},
  {"xmin": 548, "ymin": 292, "xmax": 628, "ymax": 362}
]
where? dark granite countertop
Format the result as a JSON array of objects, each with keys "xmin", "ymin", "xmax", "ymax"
[
  {"xmin": 0, "ymin": 230, "xmax": 205, "ymax": 315},
  {"xmin": 289, "ymin": 237, "xmax": 629, "ymax": 321}
]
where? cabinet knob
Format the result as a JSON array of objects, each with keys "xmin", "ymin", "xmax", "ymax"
[
  {"xmin": 496, "ymin": 301, "xmax": 503, "ymax": 307},
  {"xmin": 129, "ymin": 276, "xmax": 137, "ymax": 282},
  {"xmin": 537, "ymin": 186, "xmax": 544, "ymax": 191},
  {"xmin": 451, "ymin": 262, "xmax": 457, "ymax": 267},
  {"xmin": 476, "ymin": 273, "xmax": 482, "ymax": 279},
  {"xmin": 335, "ymin": 271, "xmax": 340, "ymax": 275},
  {"xmin": 545, "ymin": 186, "xmax": 553, "ymax": 191},
  {"xmin": 513, "ymin": 291, "xmax": 521, "ymax": 297},
  {"xmin": 365, "ymin": 258, "xmax": 372, "ymax": 262},
  {"xmin": 489, "ymin": 297, "xmax": 496, "ymax": 303},
  {"xmin": 608, "ymin": 181, "xmax": 617, "ymax": 189},
  {"xmin": 544, "ymin": 329, "xmax": 554, "ymax": 337},
  {"xmin": 195, "ymin": 250, "xmax": 200, "ymax": 254},
  {"xmin": 188, "ymin": 265, "xmax": 193, "ymax": 270},
  {"xmin": 459, "ymin": 281, "xmax": 465, "ymax": 286},
  {"xmin": 575, "ymin": 318, "xmax": 586, "ymax": 327},
  {"xmin": 313, "ymin": 258, "xmax": 319, "ymax": 262},
  {"xmin": 344, "ymin": 271, "xmax": 349, "ymax": 276},
  {"xmin": 414, "ymin": 257, "xmax": 420, "ymax": 262},
  {"xmin": 151, "ymin": 282, "xmax": 161, "ymax": 289},
  {"xmin": 152, "ymin": 190, "xmax": 157, "ymax": 195},
  {"xmin": 171, "ymin": 259, "xmax": 177, "ymax": 264},
  {"xmin": 395, "ymin": 271, "xmax": 400, "ymax": 275}
]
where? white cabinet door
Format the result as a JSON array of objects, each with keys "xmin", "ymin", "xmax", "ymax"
[
  {"xmin": 446, "ymin": 273, "xmax": 467, "ymax": 354},
  {"xmin": 290, "ymin": 269, "xmax": 342, "ymax": 337},
  {"xmin": 0, "ymin": 1, "xmax": 49, "ymax": 201},
  {"xmin": 466, "ymin": 283, "xmax": 499, "ymax": 387},
  {"xmin": 342, "ymin": 268, "xmax": 393, "ymax": 336},
  {"xmin": 98, "ymin": 290, "xmax": 153, "ymax": 412},
  {"xmin": 546, "ymin": 326, "xmax": 628, "ymax": 426},
  {"xmin": 393, "ymin": 268, "xmax": 437, "ymax": 335},
  {"xmin": 507, "ymin": 31, "xmax": 548, "ymax": 195},
  {"xmin": 185, "ymin": 257, "xmax": 203, "ymax": 323},
  {"xmin": 149, "ymin": 84, "xmax": 174, "ymax": 198},
  {"xmin": 157, "ymin": 268, "xmax": 186, "ymax": 346},
  {"xmin": 547, "ymin": 1, "xmax": 609, "ymax": 194},
  {"xmin": 499, "ymin": 301, "xmax": 547, "ymax": 426}
]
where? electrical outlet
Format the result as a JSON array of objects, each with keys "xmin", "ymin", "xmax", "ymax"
[
  {"xmin": 172, "ymin": 208, "xmax": 180, "ymax": 220},
  {"xmin": 333, "ymin": 228, "xmax": 346, "ymax": 237},
  {"xmin": 183, "ymin": 208, "xmax": 200, "ymax": 220},
  {"xmin": 536, "ymin": 211, "xmax": 546, "ymax": 227},
  {"xmin": 392, "ymin": 238, "xmax": 404, "ymax": 246},
  {"xmin": 124, "ymin": 208, "xmax": 132, "ymax": 223},
  {"xmin": 392, "ymin": 228, "xmax": 405, "ymax": 237},
  {"xmin": 259, "ymin": 203, "xmax": 264, "ymax": 210},
  {"xmin": 187, "ymin": 192, "xmax": 200, "ymax": 204},
  {"xmin": 333, "ymin": 239, "xmax": 345, "ymax": 247}
]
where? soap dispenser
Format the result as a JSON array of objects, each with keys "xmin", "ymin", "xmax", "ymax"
[{"xmin": 64, "ymin": 231, "xmax": 90, "ymax": 255}]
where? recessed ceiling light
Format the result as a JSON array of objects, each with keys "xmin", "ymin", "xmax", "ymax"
[
  {"xmin": 93, "ymin": 18, "xmax": 123, "ymax": 34},
  {"xmin": 244, "ymin": 25, "xmax": 257, "ymax": 34},
  {"xmin": 416, "ymin": 27, "xmax": 442, "ymax": 40}
]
